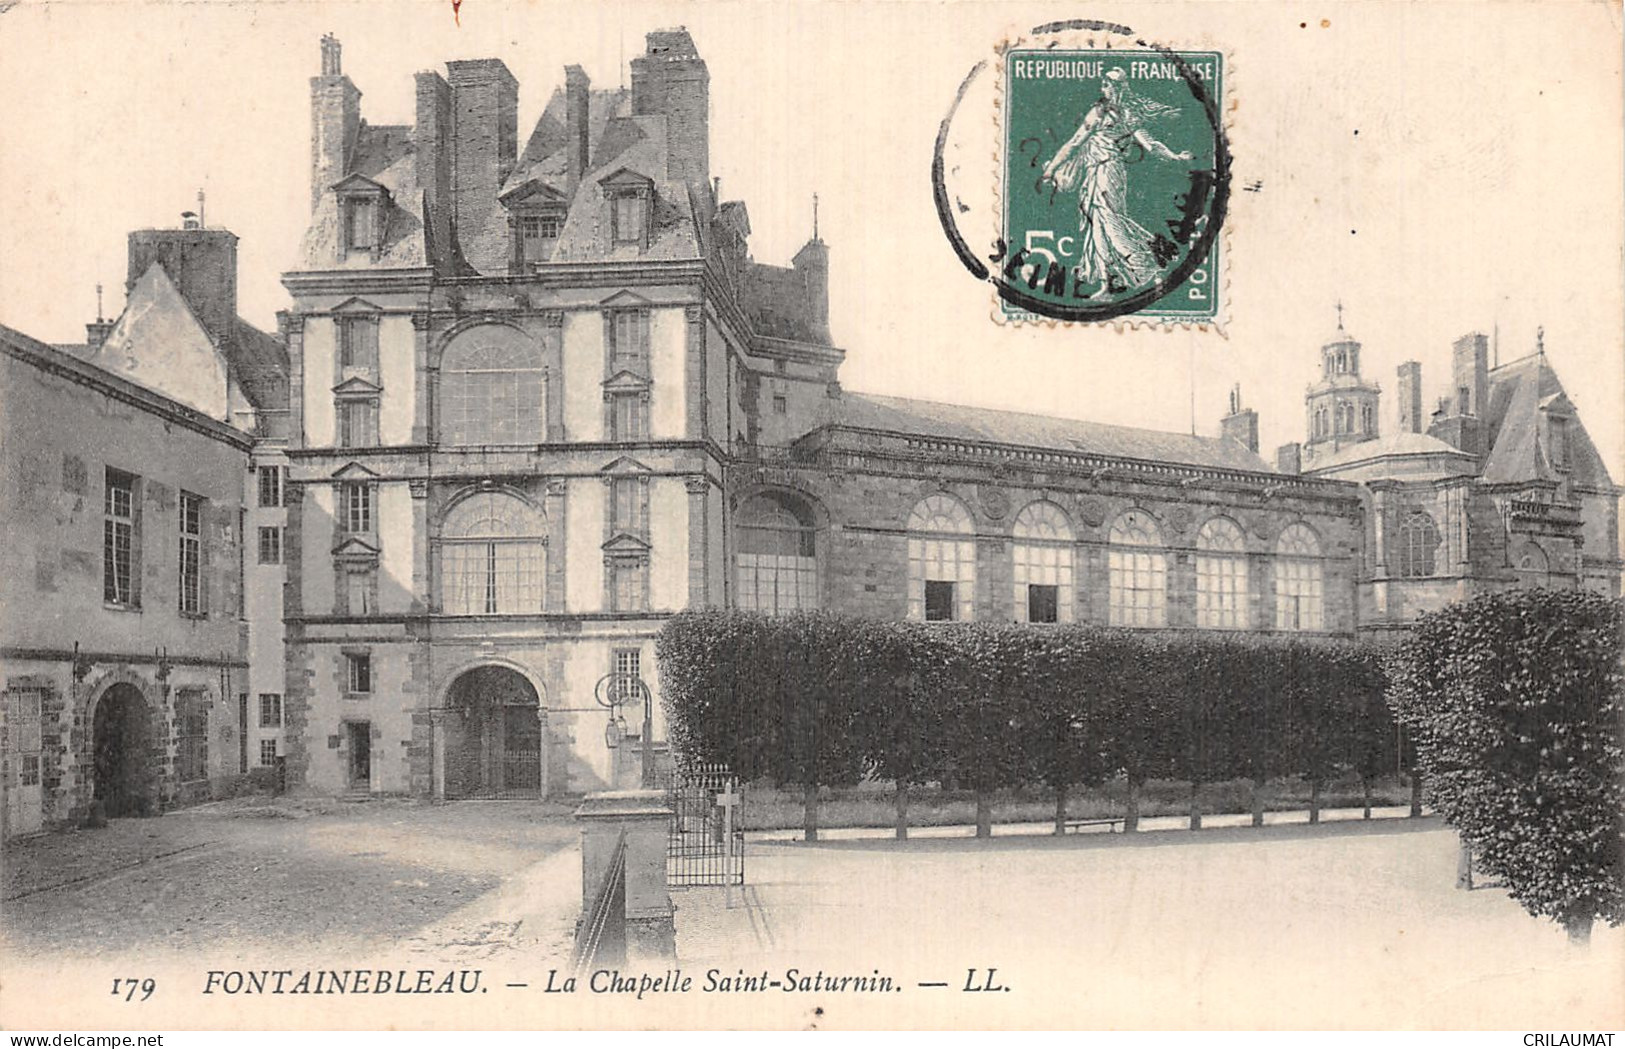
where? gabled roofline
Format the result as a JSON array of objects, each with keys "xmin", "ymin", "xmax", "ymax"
[{"xmin": 0, "ymin": 322, "xmax": 252, "ymax": 450}]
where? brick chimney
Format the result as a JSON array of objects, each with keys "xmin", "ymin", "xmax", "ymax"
[
  {"xmin": 447, "ymin": 58, "xmax": 519, "ymax": 248},
  {"xmin": 564, "ymin": 65, "xmax": 591, "ymax": 193},
  {"xmin": 630, "ymin": 28, "xmax": 710, "ymax": 190},
  {"xmin": 1276, "ymin": 442, "xmax": 1302, "ymax": 475},
  {"xmin": 310, "ymin": 34, "xmax": 362, "ymax": 214},
  {"xmin": 127, "ymin": 221, "xmax": 239, "ymax": 346},
  {"xmin": 1219, "ymin": 384, "xmax": 1259, "ymax": 453},
  {"xmin": 414, "ymin": 70, "xmax": 453, "ymax": 261},
  {"xmin": 1396, "ymin": 360, "xmax": 1423, "ymax": 434},
  {"xmin": 1427, "ymin": 332, "xmax": 1489, "ymax": 457}
]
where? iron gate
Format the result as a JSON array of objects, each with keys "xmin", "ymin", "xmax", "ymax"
[{"xmin": 662, "ymin": 763, "xmax": 744, "ymax": 886}]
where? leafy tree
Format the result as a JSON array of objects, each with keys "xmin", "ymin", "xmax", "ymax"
[{"xmin": 1386, "ymin": 589, "xmax": 1625, "ymax": 944}]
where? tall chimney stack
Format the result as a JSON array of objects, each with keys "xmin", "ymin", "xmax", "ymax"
[
  {"xmin": 630, "ymin": 29, "xmax": 710, "ymax": 191},
  {"xmin": 447, "ymin": 58, "xmax": 519, "ymax": 255},
  {"xmin": 1396, "ymin": 361, "xmax": 1423, "ymax": 434},
  {"xmin": 564, "ymin": 65, "xmax": 591, "ymax": 193},
  {"xmin": 414, "ymin": 69, "xmax": 453, "ymax": 259},
  {"xmin": 310, "ymin": 33, "xmax": 362, "ymax": 214},
  {"xmin": 1220, "ymin": 383, "xmax": 1260, "ymax": 453}
]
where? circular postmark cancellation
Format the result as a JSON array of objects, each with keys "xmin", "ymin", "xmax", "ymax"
[{"xmin": 933, "ymin": 24, "xmax": 1230, "ymax": 326}]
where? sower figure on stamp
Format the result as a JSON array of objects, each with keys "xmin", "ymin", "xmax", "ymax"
[{"xmin": 1041, "ymin": 67, "xmax": 1192, "ymax": 298}]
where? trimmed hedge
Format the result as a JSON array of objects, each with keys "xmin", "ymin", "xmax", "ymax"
[
  {"xmin": 1386, "ymin": 589, "xmax": 1624, "ymax": 943},
  {"xmin": 657, "ymin": 611, "xmax": 1401, "ymax": 835}
]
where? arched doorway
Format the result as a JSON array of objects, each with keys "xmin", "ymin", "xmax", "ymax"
[
  {"xmin": 443, "ymin": 666, "xmax": 545, "ymax": 798},
  {"xmin": 92, "ymin": 683, "xmax": 153, "ymax": 817}
]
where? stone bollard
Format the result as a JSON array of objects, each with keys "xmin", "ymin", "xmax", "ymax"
[{"xmin": 576, "ymin": 790, "xmax": 676, "ymax": 963}]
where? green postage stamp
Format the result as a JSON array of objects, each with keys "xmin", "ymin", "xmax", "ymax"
[{"xmin": 998, "ymin": 47, "xmax": 1227, "ymax": 326}]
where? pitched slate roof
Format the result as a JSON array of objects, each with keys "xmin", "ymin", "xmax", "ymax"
[
  {"xmin": 297, "ymin": 122, "xmax": 430, "ymax": 271},
  {"xmin": 1482, "ymin": 353, "xmax": 1615, "ymax": 488},
  {"xmin": 739, "ymin": 261, "xmax": 826, "ymax": 344},
  {"xmin": 819, "ymin": 392, "xmax": 1277, "ymax": 473},
  {"xmin": 1308, "ymin": 431, "xmax": 1476, "ymax": 472}
]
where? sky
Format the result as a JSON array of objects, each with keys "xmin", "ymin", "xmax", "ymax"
[{"xmin": 1, "ymin": 0, "xmax": 1621, "ymax": 477}]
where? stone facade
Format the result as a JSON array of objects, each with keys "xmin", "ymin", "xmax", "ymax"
[{"xmin": 0, "ymin": 326, "xmax": 263, "ymax": 836}]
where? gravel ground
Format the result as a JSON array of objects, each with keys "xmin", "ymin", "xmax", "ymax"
[
  {"xmin": 1, "ymin": 796, "xmax": 580, "ymax": 964},
  {"xmin": 674, "ymin": 817, "xmax": 1625, "ymax": 1030}
]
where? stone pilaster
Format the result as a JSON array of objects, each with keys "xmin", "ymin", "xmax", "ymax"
[
  {"xmin": 542, "ymin": 310, "xmax": 566, "ymax": 442},
  {"xmin": 283, "ymin": 312, "xmax": 307, "ymax": 447},
  {"xmin": 411, "ymin": 312, "xmax": 432, "ymax": 444},
  {"xmin": 685, "ymin": 474, "xmax": 709, "ymax": 607},
  {"xmin": 684, "ymin": 304, "xmax": 705, "ymax": 441},
  {"xmin": 545, "ymin": 478, "xmax": 568, "ymax": 610},
  {"xmin": 409, "ymin": 478, "xmax": 429, "ymax": 613}
]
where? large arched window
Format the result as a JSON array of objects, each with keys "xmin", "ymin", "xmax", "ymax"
[
  {"xmin": 439, "ymin": 491, "xmax": 546, "ymax": 615},
  {"xmin": 1514, "ymin": 540, "xmax": 1551, "ymax": 589},
  {"xmin": 1274, "ymin": 523, "xmax": 1324, "ymax": 631},
  {"xmin": 1396, "ymin": 510, "xmax": 1439, "ymax": 578},
  {"xmin": 736, "ymin": 492, "xmax": 818, "ymax": 614},
  {"xmin": 1196, "ymin": 516, "xmax": 1248, "ymax": 630},
  {"xmin": 907, "ymin": 493, "xmax": 975, "ymax": 622},
  {"xmin": 1107, "ymin": 510, "xmax": 1166, "ymax": 627},
  {"xmin": 1012, "ymin": 501, "xmax": 1074, "ymax": 624},
  {"xmin": 439, "ymin": 326, "xmax": 546, "ymax": 445}
]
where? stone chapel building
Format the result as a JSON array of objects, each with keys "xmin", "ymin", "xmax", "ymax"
[{"xmin": 3, "ymin": 28, "xmax": 1617, "ymax": 828}]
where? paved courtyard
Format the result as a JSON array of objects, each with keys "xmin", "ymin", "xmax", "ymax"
[{"xmin": 2, "ymin": 796, "xmax": 581, "ymax": 965}]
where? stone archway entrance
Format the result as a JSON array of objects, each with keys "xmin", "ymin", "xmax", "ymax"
[
  {"xmin": 92, "ymin": 683, "xmax": 154, "ymax": 817},
  {"xmin": 443, "ymin": 666, "xmax": 545, "ymax": 799}
]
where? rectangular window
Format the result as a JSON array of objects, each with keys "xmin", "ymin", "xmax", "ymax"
[
  {"xmin": 338, "ymin": 400, "xmax": 379, "ymax": 448},
  {"xmin": 1275, "ymin": 561, "xmax": 1325, "ymax": 632},
  {"xmin": 343, "ymin": 198, "xmax": 376, "ymax": 252},
  {"xmin": 346, "ymin": 653, "xmax": 372, "ymax": 694},
  {"xmin": 1026, "ymin": 584, "xmax": 1059, "ymax": 624},
  {"xmin": 103, "ymin": 468, "xmax": 138, "ymax": 606},
  {"xmin": 258, "ymin": 465, "xmax": 284, "ymax": 507},
  {"xmin": 258, "ymin": 692, "xmax": 283, "ymax": 728},
  {"xmin": 258, "ymin": 526, "xmax": 283, "ymax": 565},
  {"xmin": 908, "ymin": 536, "xmax": 976, "ymax": 622},
  {"xmin": 772, "ymin": 394, "xmax": 788, "ymax": 415},
  {"xmin": 923, "ymin": 580, "xmax": 956, "ymax": 622},
  {"xmin": 8, "ymin": 689, "xmax": 43, "ymax": 787},
  {"xmin": 341, "ymin": 483, "xmax": 372, "ymax": 535},
  {"xmin": 610, "ymin": 561, "xmax": 646, "ymax": 613},
  {"xmin": 259, "ymin": 739, "xmax": 279, "ymax": 767},
  {"xmin": 735, "ymin": 554, "xmax": 819, "ymax": 614},
  {"xmin": 345, "ymin": 570, "xmax": 374, "ymax": 615},
  {"xmin": 175, "ymin": 688, "xmax": 208, "ymax": 782},
  {"xmin": 338, "ymin": 317, "xmax": 380, "ymax": 375},
  {"xmin": 520, "ymin": 213, "xmax": 561, "ymax": 259},
  {"xmin": 611, "ymin": 393, "xmax": 648, "ymax": 442},
  {"xmin": 612, "ymin": 477, "xmax": 645, "ymax": 536},
  {"xmin": 179, "ymin": 491, "xmax": 203, "ymax": 615},
  {"xmin": 611, "ymin": 310, "xmax": 650, "ymax": 371},
  {"xmin": 1550, "ymin": 417, "xmax": 1570, "ymax": 470},
  {"xmin": 612, "ymin": 194, "xmax": 646, "ymax": 245}
]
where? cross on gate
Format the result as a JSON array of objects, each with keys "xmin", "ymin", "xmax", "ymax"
[{"xmin": 715, "ymin": 783, "xmax": 740, "ymax": 852}]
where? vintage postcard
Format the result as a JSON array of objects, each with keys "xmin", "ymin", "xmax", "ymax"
[{"xmin": 1, "ymin": 0, "xmax": 1622, "ymax": 1035}]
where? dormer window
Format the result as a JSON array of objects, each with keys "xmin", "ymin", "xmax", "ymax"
[
  {"xmin": 343, "ymin": 197, "xmax": 377, "ymax": 252},
  {"xmin": 612, "ymin": 193, "xmax": 647, "ymax": 245},
  {"xmin": 517, "ymin": 210, "xmax": 564, "ymax": 265},
  {"xmin": 1549, "ymin": 414, "xmax": 1571, "ymax": 470},
  {"xmin": 333, "ymin": 175, "xmax": 390, "ymax": 257},
  {"xmin": 599, "ymin": 169, "xmax": 656, "ymax": 250}
]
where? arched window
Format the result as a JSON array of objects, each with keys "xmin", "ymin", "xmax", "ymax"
[
  {"xmin": 1396, "ymin": 510, "xmax": 1439, "ymax": 578},
  {"xmin": 1361, "ymin": 403, "xmax": 1374, "ymax": 435},
  {"xmin": 907, "ymin": 493, "xmax": 975, "ymax": 622},
  {"xmin": 439, "ymin": 326, "xmax": 546, "ymax": 446},
  {"xmin": 439, "ymin": 491, "xmax": 546, "ymax": 615},
  {"xmin": 1196, "ymin": 517, "xmax": 1248, "ymax": 630},
  {"xmin": 736, "ymin": 492, "xmax": 819, "ymax": 614},
  {"xmin": 1012, "ymin": 501, "xmax": 1074, "ymax": 624},
  {"xmin": 1274, "ymin": 523, "xmax": 1324, "ymax": 631},
  {"xmin": 1514, "ymin": 540, "xmax": 1551, "ymax": 589},
  {"xmin": 1107, "ymin": 510, "xmax": 1166, "ymax": 627}
]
